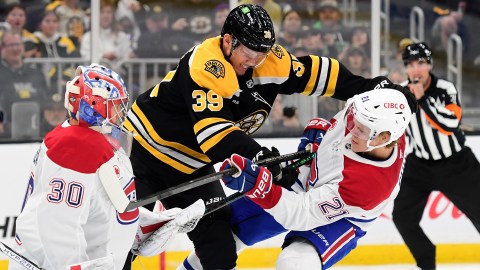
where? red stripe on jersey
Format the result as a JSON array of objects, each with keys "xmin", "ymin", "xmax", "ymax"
[
  {"xmin": 44, "ymin": 125, "xmax": 114, "ymax": 174},
  {"xmin": 322, "ymin": 227, "xmax": 355, "ymax": 263},
  {"xmin": 70, "ymin": 265, "xmax": 81, "ymax": 270},
  {"xmin": 338, "ymin": 137, "xmax": 405, "ymax": 210}
]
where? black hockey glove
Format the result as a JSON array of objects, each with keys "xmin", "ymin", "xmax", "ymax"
[
  {"xmin": 252, "ymin": 146, "xmax": 282, "ymax": 182},
  {"xmin": 385, "ymin": 83, "xmax": 418, "ymax": 114},
  {"xmin": 278, "ymin": 164, "xmax": 298, "ymax": 189}
]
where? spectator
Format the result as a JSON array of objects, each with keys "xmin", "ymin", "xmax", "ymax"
[
  {"xmin": 276, "ymin": 9, "xmax": 302, "ymax": 51},
  {"xmin": 342, "ymin": 46, "xmax": 371, "ymax": 78},
  {"xmin": 45, "ymin": 0, "xmax": 88, "ymax": 48},
  {"xmin": 3, "ymin": 3, "xmax": 39, "ymax": 58},
  {"xmin": 115, "ymin": 0, "xmax": 142, "ymax": 51},
  {"xmin": 280, "ymin": 106, "xmax": 302, "ymax": 128},
  {"xmin": 135, "ymin": 4, "xmax": 171, "ymax": 58},
  {"xmin": 33, "ymin": 10, "xmax": 80, "ymax": 91},
  {"xmin": 204, "ymin": 3, "xmax": 229, "ymax": 39},
  {"xmin": 298, "ymin": 26, "xmax": 331, "ymax": 57},
  {"xmin": 348, "ymin": 26, "xmax": 371, "ymax": 58},
  {"xmin": 430, "ymin": 1, "xmax": 468, "ymax": 52},
  {"xmin": 0, "ymin": 31, "xmax": 48, "ymax": 138},
  {"xmin": 280, "ymin": 0, "xmax": 316, "ymax": 26},
  {"xmin": 312, "ymin": 0, "xmax": 348, "ymax": 58},
  {"xmin": 40, "ymin": 93, "xmax": 67, "ymax": 136},
  {"xmin": 392, "ymin": 41, "xmax": 480, "ymax": 270},
  {"xmin": 166, "ymin": 0, "xmax": 222, "ymax": 46},
  {"xmin": 80, "ymin": 0, "xmax": 132, "ymax": 73},
  {"xmin": 240, "ymin": 0, "xmax": 283, "ymax": 31},
  {"xmin": 388, "ymin": 65, "xmax": 408, "ymax": 85}
]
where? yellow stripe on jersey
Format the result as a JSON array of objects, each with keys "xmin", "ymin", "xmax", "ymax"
[
  {"xmin": 194, "ymin": 118, "xmax": 241, "ymax": 153},
  {"xmin": 324, "ymin": 58, "xmax": 340, "ymax": 97},
  {"xmin": 303, "ymin": 55, "xmax": 320, "ymax": 96},
  {"xmin": 150, "ymin": 84, "xmax": 160, "ymax": 97},
  {"xmin": 125, "ymin": 103, "xmax": 211, "ymax": 173},
  {"xmin": 189, "ymin": 37, "xmax": 239, "ymax": 98},
  {"xmin": 163, "ymin": 70, "xmax": 176, "ymax": 82},
  {"xmin": 150, "ymin": 71, "xmax": 176, "ymax": 97}
]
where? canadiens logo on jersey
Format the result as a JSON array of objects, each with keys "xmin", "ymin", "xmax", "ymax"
[
  {"xmin": 204, "ymin": 59, "xmax": 225, "ymax": 78},
  {"xmin": 271, "ymin": 44, "xmax": 284, "ymax": 59},
  {"xmin": 235, "ymin": 110, "xmax": 268, "ymax": 135},
  {"xmin": 117, "ymin": 177, "xmax": 139, "ymax": 225}
]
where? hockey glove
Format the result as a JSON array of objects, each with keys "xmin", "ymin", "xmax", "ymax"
[
  {"xmin": 298, "ymin": 118, "xmax": 332, "ymax": 153},
  {"xmin": 252, "ymin": 146, "xmax": 282, "ymax": 182},
  {"xmin": 132, "ymin": 199, "xmax": 205, "ymax": 256},
  {"xmin": 221, "ymin": 154, "xmax": 272, "ymax": 197},
  {"xmin": 222, "ymin": 154, "xmax": 282, "ymax": 209}
]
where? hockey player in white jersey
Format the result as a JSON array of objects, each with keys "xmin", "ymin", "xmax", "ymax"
[
  {"xmin": 9, "ymin": 64, "xmax": 205, "ymax": 270},
  {"xmin": 218, "ymin": 88, "xmax": 414, "ymax": 270}
]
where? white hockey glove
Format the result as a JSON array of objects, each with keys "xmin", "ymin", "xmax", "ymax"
[{"xmin": 131, "ymin": 199, "xmax": 205, "ymax": 256}]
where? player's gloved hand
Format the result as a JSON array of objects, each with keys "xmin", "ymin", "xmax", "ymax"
[
  {"xmin": 132, "ymin": 199, "xmax": 205, "ymax": 256},
  {"xmin": 221, "ymin": 154, "xmax": 273, "ymax": 199},
  {"xmin": 252, "ymin": 146, "xmax": 282, "ymax": 182},
  {"xmin": 277, "ymin": 160, "xmax": 299, "ymax": 189},
  {"xmin": 298, "ymin": 118, "xmax": 331, "ymax": 153},
  {"xmin": 384, "ymin": 83, "xmax": 418, "ymax": 113}
]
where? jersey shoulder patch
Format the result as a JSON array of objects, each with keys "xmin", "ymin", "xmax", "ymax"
[
  {"xmin": 44, "ymin": 125, "xmax": 114, "ymax": 174},
  {"xmin": 189, "ymin": 37, "xmax": 239, "ymax": 98},
  {"xmin": 252, "ymin": 44, "xmax": 291, "ymax": 81}
]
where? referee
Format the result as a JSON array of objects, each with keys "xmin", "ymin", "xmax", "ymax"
[{"xmin": 392, "ymin": 42, "xmax": 480, "ymax": 270}]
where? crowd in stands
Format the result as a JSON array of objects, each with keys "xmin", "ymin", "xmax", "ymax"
[{"xmin": 0, "ymin": 0, "xmax": 475, "ymax": 140}]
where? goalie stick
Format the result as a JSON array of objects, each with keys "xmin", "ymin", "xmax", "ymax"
[
  {"xmin": 124, "ymin": 150, "xmax": 311, "ymax": 211},
  {"xmin": 0, "ymin": 241, "xmax": 42, "ymax": 270}
]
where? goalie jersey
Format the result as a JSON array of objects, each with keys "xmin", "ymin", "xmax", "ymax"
[
  {"xmin": 125, "ymin": 36, "xmax": 390, "ymax": 177},
  {"xmin": 12, "ymin": 121, "xmax": 139, "ymax": 269}
]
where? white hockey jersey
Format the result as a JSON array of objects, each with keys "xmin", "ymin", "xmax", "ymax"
[
  {"xmin": 250, "ymin": 109, "xmax": 405, "ymax": 232},
  {"xmin": 12, "ymin": 121, "xmax": 139, "ymax": 269}
]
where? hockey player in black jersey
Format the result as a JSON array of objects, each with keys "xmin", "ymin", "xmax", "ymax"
[{"xmin": 124, "ymin": 4, "xmax": 416, "ymax": 269}]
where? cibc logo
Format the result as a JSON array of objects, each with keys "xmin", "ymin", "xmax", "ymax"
[{"xmin": 384, "ymin": 102, "xmax": 405, "ymax": 110}]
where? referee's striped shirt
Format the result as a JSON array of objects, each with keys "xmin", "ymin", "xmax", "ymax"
[{"xmin": 402, "ymin": 73, "xmax": 465, "ymax": 160}]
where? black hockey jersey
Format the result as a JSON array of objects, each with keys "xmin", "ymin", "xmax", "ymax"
[{"xmin": 125, "ymin": 36, "xmax": 388, "ymax": 175}]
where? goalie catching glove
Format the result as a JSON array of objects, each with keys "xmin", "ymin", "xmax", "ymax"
[{"xmin": 131, "ymin": 199, "xmax": 205, "ymax": 256}]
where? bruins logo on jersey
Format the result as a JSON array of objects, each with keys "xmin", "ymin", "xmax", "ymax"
[
  {"xmin": 205, "ymin": 59, "xmax": 225, "ymax": 78},
  {"xmin": 235, "ymin": 110, "xmax": 268, "ymax": 135},
  {"xmin": 271, "ymin": 44, "xmax": 284, "ymax": 59}
]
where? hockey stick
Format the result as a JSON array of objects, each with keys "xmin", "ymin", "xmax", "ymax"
[
  {"xmin": 125, "ymin": 150, "xmax": 311, "ymax": 211},
  {"xmin": 203, "ymin": 151, "xmax": 316, "ymax": 216},
  {"xmin": 0, "ymin": 241, "xmax": 43, "ymax": 270}
]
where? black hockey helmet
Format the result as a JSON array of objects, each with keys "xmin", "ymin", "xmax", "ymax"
[
  {"xmin": 221, "ymin": 4, "xmax": 275, "ymax": 53},
  {"xmin": 402, "ymin": 42, "xmax": 433, "ymax": 66}
]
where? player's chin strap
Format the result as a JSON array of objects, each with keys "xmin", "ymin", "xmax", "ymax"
[{"xmin": 0, "ymin": 241, "xmax": 43, "ymax": 270}]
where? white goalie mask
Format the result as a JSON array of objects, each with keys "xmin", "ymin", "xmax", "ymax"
[{"xmin": 345, "ymin": 88, "xmax": 412, "ymax": 151}]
